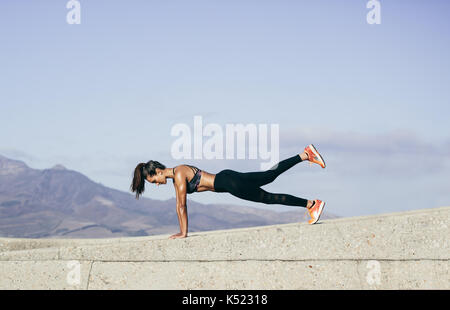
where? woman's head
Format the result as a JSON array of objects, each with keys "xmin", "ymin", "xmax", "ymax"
[{"xmin": 130, "ymin": 160, "xmax": 167, "ymax": 199}]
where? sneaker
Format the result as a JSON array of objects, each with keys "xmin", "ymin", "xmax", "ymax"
[
  {"xmin": 304, "ymin": 144, "xmax": 326, "ymax": 168},
  {"xmin": 308, "ymin": 199, "xmax": 325, "ymax": 224}
]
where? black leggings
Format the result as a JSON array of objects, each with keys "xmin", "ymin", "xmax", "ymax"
[{"xmin": 213, "ymin": 155, "xmax": 308, "ymax": 207}]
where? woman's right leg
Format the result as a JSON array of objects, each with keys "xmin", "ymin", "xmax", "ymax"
[{"xmin": 240, "ymin": 185, "xmax": 308, "ymax": 207}]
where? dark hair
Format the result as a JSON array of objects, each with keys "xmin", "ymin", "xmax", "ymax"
[{"xmin": 130, "ymin": 160, "xmax": 166, "ymax": 199}]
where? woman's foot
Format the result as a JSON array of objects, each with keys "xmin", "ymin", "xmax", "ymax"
[
  {"xmin": 307, "ymin": 199, "xmax": 325, "ymax": 224},
  {"xmin": 303, "ymin": 144, "xmax": 326, "ymax": 168}
]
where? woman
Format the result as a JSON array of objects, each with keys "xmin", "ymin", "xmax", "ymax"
[{"xmin": 131, "ymin": 144, "xmax": 326, "ymax": 239}]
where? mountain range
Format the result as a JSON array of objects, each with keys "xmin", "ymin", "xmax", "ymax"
[{"xmin": 0, "ymin": 154, "xmax": 338, "ymax": 238}]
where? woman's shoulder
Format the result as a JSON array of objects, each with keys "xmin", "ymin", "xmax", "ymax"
[
  {"xmin": 172, "ymin": 165, "xmax": 191, "ymax": 181},
  {"xmin": 176, "ymin": 164, "xmax": 201, "ymax": 173}
]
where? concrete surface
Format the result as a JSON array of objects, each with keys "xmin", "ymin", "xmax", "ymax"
[{"xmin": 0, "ymin": 206, "xmax": 448, "ymax": 289}]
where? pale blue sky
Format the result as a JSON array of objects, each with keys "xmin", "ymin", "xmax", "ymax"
[{"xmin": 1, "ymin": 0, "xmax": 449, "ymax": 216}]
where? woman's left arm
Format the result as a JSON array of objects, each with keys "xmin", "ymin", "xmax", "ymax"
[{"xmin": 170, "ymin": 173, "xmax": 188, "ymax": 239}]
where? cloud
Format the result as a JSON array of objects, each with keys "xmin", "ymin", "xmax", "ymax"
[
  {"xmin": 279, "ymin": 128, "xmax": 450, "ymax": 178},
  {"xmin": 0, "ymin": 148, "xmax": 37, "ymax": 163},
  {"xmin": 3, "ymin": 127, "xmax": 449, "ymax": 184},
  {"xmin": 280, "ymin": 128, "xmax": 441, "ymax": 155}
]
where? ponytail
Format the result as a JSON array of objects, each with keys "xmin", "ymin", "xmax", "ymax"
[{"xmin": 130, "ymin": 162, "xmax": 147, "ymax": 199}]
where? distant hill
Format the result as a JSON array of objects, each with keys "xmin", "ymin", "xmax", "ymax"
[{"xmin": 0, "ymin": 154, "xmax": 339, "ymax": 238}]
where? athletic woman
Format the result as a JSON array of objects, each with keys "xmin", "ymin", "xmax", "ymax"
[{"xmin": 131, "ymin": 144, "xmax": 326, "ymax": 239}]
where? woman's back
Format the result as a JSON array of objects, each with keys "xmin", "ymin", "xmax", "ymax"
[{"xmin": 173, "ymin": 165, "xmax": 216, "ymax": 193}]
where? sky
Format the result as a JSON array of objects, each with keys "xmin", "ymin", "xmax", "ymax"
[{"xmin": 1, "ymin": 0, "xmax": 449, "ymax": 217}]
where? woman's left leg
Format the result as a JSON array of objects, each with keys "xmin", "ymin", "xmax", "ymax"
[{"xmin": 237, "ymin": 155, "xmax": 303, "ymax": 188}]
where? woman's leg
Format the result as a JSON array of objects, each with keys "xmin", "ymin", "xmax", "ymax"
[
  {"xmin": 229, "ymin": 184, "xmax": 308, "ymax": 207},
  {"xmin": 214, "ymin": 169, "xmax": 308, "ymax": 207},
  {"xmin": 238, "ymin": 154, "xmax": 303, "ymax": 187}
]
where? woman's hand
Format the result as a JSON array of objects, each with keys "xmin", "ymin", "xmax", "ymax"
[{"xmin": 169, "ymin": 232, "xmax": 187, "ymax": 239}]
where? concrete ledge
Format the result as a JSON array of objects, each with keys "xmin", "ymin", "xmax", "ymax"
[{"xmin": 0, "ymin": 206, "xmax": 449, "ymax": 289}]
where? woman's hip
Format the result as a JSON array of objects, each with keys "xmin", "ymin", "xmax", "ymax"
[{"xmin": 213, "ymin": 169, "xmax": 242, "ymax": 192}]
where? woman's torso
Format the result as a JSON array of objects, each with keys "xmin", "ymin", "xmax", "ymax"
[{"xmin": 173, "ymin": 165, "xmax": 216, "ymax": 193}]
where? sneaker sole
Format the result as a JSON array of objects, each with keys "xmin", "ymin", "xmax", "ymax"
[
  {"xmin": 309, "ymin": 201, "xmax": 325, "ymax": 224},
  {"xmin": 309, "ymin": 144, "xmax": 326, "ymax": 168}
]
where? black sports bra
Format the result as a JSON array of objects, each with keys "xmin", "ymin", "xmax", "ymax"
[{"xmin": 173, "ymin": 165, "xmax": 202, "ymax": 194}]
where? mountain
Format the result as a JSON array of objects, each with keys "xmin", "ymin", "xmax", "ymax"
[{"xmin": 0, "ymin": 154, "xmax": 339, "ymax": 238}]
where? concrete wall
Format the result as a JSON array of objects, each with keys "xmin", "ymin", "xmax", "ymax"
[{"xmin": 0, "ymin": 206, "xmax": 448, "ymax": 289}]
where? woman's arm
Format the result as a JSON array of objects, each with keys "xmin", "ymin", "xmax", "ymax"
[{"xmin": 170, "ymin": 172, "xmax": 188, "ymax": 239}]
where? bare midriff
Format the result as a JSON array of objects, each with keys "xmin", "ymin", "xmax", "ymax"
[{"xmin": 195, "ymin": 170, "xmax": 216, "ymax": 192}]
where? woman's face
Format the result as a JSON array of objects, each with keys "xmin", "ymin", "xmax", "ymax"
[{"xmin": 146, "ymin": 169, "xmax": 167, "ymax": 185}]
